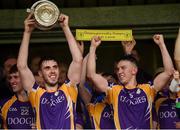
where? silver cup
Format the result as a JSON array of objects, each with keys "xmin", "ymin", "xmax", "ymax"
[{"xmin": 27, "ymin": 0, "xmax": 60, "ymax": 30}]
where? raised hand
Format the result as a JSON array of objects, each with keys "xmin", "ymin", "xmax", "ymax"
[
  {"xmin": 169, "ymin": 70, "xmax": 180, "ymax": 93},
  {"xmin": 173, "ymin": 70, "xmax": 180, "ymax": 81},
  {"xmin": 24, "ymin": 13, "xmax": 35, "ymax": 33},
  {"xmin": 121, "ymin": 38, "xmax": 136, "ymax": 54},
  {"xmin": 91, "ymin": 36, "xmax": 101, "ymax": 48},
  {"xmin": 59, "ymin": 14, "xmax": 69, "ymax": 28},
  {"xmin": 153, "ymin": 34, "xmax": 165, "ymax": 46}
]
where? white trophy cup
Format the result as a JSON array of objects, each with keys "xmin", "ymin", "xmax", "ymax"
[{"xmin": 27, "ymin": 0, "xmax": 60, "ymax": 30}]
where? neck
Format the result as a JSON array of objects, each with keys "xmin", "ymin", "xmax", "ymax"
[
  {"xmin": 16, "ymin": 90, "xmax": 28, "ymax": 102},
  {"xmin": 124, "ymin": 78, "xmax": 137, "ymax": 89},
  {"xmin": 45, "ymin": 83, "xmax": 59, "ymax": 92}
]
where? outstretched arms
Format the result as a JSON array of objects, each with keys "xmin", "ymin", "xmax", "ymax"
[
  {"xmin": 87, "ymin": 36, "xmax": 108, "ymax": 93},
  {"xmin": 17, "ymin": 13, "xmax": 36, "ymax": 93},
  {"xmin": 153, "ymin": 34, "xmax": 174, "ymax": 91},
  {"xmin": 59, "ymin": 14, "xmax": 83, "ymax": 85}
]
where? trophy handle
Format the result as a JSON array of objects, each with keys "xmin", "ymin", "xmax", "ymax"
[
  {"xmin": 26, "ymin": 0, "xmax": 51, "ymax": 13},
  {"xmin": 26, "ymin": 8, "xmax": 33, "ymax": 13}
]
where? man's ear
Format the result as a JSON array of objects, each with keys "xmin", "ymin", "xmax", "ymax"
[
  {"xmin": 132, "ymin": 67, "xmax": 138, "ymax": 75},
  {"xmin": 38, "ymin": 70, "xmax": 43, "ymax": 77}
]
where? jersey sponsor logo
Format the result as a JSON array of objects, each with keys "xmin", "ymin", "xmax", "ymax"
[
  {"xmin": 159, "ymin": 111, "xmax": 177, "ymax": 119},
  {"xmin": 7, "ymin": 117, "xmax": 35, "ymax": 125},
  {"xmin": 41, "ymin": 95, "xmax": 65, "ymax": 107},
  {"xmin": 119, "ymin": 95, "xmax": 146, "ymax": 106},
  {"xmin": 9, "ymin": 107, "xmax": 17, "ymax": 112}
]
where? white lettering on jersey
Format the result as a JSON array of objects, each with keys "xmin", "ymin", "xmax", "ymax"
[
  {"xmin": 7, "ymin": 117, "xmax": 35, "ymax": 125},
  {"xmin": 20, "ymin": 107, "xmax": 30, "ymax": 116},
  {"xmin": 159, "ymin": 111, "xmax": 177, "ymax": 119},
  {"xmin": 41, "ymin": 95, "xmax": 65, "ymax": 106},
  {"xmin": 120, "ymin": 95, "xmax": 147, "ymax": 106},
  {"xmin": 9, "ymin": 107, "xmax": 17, "ymax": 112},
  {"xmin": 103, "ymin": 111, "xmax": 113, "ymax": 119}
]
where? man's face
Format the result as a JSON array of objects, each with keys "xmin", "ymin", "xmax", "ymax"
[
  {"xmin": 116, "ymin": 60, "xmax": 137, "ymax": 85},
  {"xmin": 40, "ymin": 60, "xmax": 59, "ymax": 87},
  {"xmin": 8, "ymin": 72, "xmax": 23, "ymax": 93}
]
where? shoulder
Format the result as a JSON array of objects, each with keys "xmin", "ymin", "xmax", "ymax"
[
  {"xmin": 108, "ymin": 82, "xmax": 123, "ymax": 88},
  {"xmin": 0, "ymin": 96, "xmax": 12, "ymax": 109},
  {"xmin": 61, "ymin": 79, "xmax": 78, "ymax": 90},
  {"xmin": 138, "ymin": 83, "xmax": 154, "ymax": 89},
  {"xmin": 107, "ymin": 82, "xmax": 124, "ymax": 95}
]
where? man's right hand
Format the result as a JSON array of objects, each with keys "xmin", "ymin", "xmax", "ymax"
[
  {"xmin": 91, "ymin": 36, "xmax": 101, "ymax": 48},
  {"xmin": 24, "ymin": 13, "xmax": 35, "ymax": 33}
]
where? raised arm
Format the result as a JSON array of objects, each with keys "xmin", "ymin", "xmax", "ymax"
[
  {"xmin": 78, "ymin": 54, "xmax": 92, "ymax": 105},
  {"xmin": 87, "ymin": 36, "xmax": 108, "ymax": 93},
  {"xmin": 17, "ymin": 13, "xmax": 36, "ymax": 93},
  {"xmin": 169, "ymin": 70, "xmax": 180, "ymax": 93},
  {"xmin": 153, "ymin": 34, "xmax": 174, "ymax": 91},
  {"xmin": 174, "ymin": 28, "xmax": 180, "ymax": 72},
  {"xmin": 77, "ymin": 41, "xmax": 92, "ymax": 105},
  {"xmin": 59, "ymin": 14, "xmax": 83, "ymax": 84}
]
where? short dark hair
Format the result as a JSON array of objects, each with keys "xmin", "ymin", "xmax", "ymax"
[
  {"xmin": 117, "ymin": 54, "xmax": 139, "ymax": 67},
  {"xmin": 3, "ymin": 55, "xmax": 16, "ymax": 64},
  {"xmin": 38, "ymin": 56, "xmax": 59, "ymax": 69},
  {"xmin": 9, "ymin": 64, "xmax": 18, "ymax": 74}
]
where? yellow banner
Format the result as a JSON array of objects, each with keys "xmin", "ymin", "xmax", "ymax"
[{"xmin": 76, "ymin": 29, "xmax": 133, "ymax": 41}]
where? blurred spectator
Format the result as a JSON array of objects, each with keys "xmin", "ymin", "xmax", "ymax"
[
  {"xmin": 0, "ymin": 56, "xmax": 16, "ymax": 100},
  {"xmin": 30, "ymin": 56, "xmax": 44, "ymax": 86},
  {"xmin": 3, "ymin": 56, "xmax": 17, "ymax": 77},
  {"xmin": 58, "ymin": 62, "xmax": 68, "ymax": 85},
  {"xmin": 30, "ymin": 56, "xmax": 41, "ymax": 75}
]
